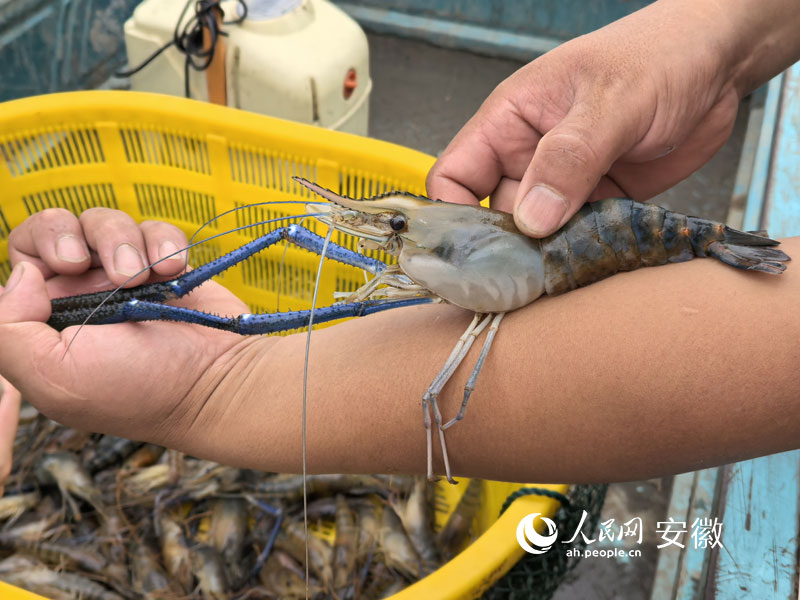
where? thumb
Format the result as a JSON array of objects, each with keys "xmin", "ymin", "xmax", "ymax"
[
  {"xmin": 514, "ymin": 114, "xmax": 631, "ymax": 237},
  {"xmin": 0, "ymin": 262, "xmax": 61, "ymax": 389},
  {"xmin": 0, "ymin": 375, "xmax": 21, "ymax": 495},
  {"xmin": 0, "ymin": 262, "xmax": 52, "ymax": 324}
]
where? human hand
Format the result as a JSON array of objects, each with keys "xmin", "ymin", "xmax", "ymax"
[
  {"xmin": 0, "ymin": 375, "xmax": 21, "ymax": 496},
  {"xmin": 0, "ymin": 208, "xmax": 256, "ymax": 448},
  {"xmin": 427, "ymin": 0, "xmax": 797, "ymax": 237}
]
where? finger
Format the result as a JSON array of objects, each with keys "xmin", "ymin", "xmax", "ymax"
[
  {"xmin": 495, "ymin": 175, "xmax": 625, "ymax": 216},
  {"xmin": 0, "ymin": 262, "xmax": 52, "ymax": 323},
  {"xmin": 8, "ymin": 208, "xmax": 91, "ymax": 278},
  {"xmin": 0, "ymin": 263, "xmax": 80, "ymax": 428},
  {"xmin": 426, "ymin": 117, "xmax": 496, "ymax": 204},
  {"xmin": 140, "ymin": 220, "xmax": 190, "ymax": 276},
  {"xmin": 513, "ymin": 104, "xmax": 636, "ymax": 237},
  {"xmin": 79, "ymin": 208, "xmax": 149, "ymax": 287},
  {"xmin": 0, "ymin": 375, "xmax": 21, "ymax": 491},
  {"xmin": 0, "ymin": 262, "xmax": 59, "ymax": 372},
  {"xmin": 489, "ymin": 177, "xmax": 521, "ymax": 213},
  {"xmin": 426, "ymin": 102, "xmax": 535, "ymax": 205}
]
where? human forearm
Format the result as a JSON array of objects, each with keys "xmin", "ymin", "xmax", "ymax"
[
  {"xmin": 182, "ymin": 238, "xmax": 800, "ymax": 483},
  {"xmin": 427, "ymin": 0, "xmax": 800, "ymax": 240},
  {"xmin": 708, "ymin": 0, "xmax": 800, "ymax": 96},
  {"xmin": 596, "ymin": 0, "xmax": 800, "ymax": 99}
]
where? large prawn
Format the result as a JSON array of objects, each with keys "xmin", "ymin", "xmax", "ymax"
[{"xmin": 48, "ymin": 178, "xmax": 791, "ymax": 484}]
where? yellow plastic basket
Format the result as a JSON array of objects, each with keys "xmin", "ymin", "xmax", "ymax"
[{"xmin": 0, "ymin": 91, "xmax": 567, "ymax": 599}]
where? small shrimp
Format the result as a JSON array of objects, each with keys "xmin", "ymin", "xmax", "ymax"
[
  {"xmin": 378, "ymin": 502, "xmax": 427, "ymax": 580},
  {"xmin": 333, "ymin": 494, "xmax": 357, "ymax": 599},
  {"xmin": 355, "ymin": 499, "xmax": 381, "ymax": 561},
  {"xmin": 191, "ymin": 544, "xmax": 231, "ymax": 599},
  {"xmin": 436, "ymin": 478, "xmax": 482, "ymax": 560},
  {"xmin": 119, "ymin": 443, "xmax": 165, "ymax": 474},
  {"xmin": 0, "ymin": 491, "xmax": 39, "ymax": 522},
  {"xmin": 84, "ymin": 436, "xmax": 143, "ymax": 474},
  {"xmin": 157, "ymin": 513, "xmax": 193, "ymax": 592},
  {"xmin": 277, "ymin": 518, "xmax": 334, "ymax": 590},
  {"xmin": 258, "ymin": 550, "xmax": 321, "ymax": 599},
  {"xmin": 251, "ymin": 473, "xmax": 413, "ymax": 501},
  {"xmin": 34, "ymin": 452, "xmax": 107, "ymax": 521},
  {"xmin": 393, "ymin": 476, "xmax": 438, "ymax": 568},
  {"xmin": 119, "ymin": 463, "xmax": 171, "ymax": 498},
  {"xmin": 129, "ymin": 539, "xmax": 173, "ymax": 597},
  {"xmin": 359, "ymin": 562, "xmax": 406, "ymax": 598},
  {"xmin": 0, "ymin": 563, "xmax": 124, "ymax": 600},
  {"xmin": 0, "ymin": 531, "xmax": 107, "ymax": 573},
  {"xmin": 208, "ymin": 497, "xmax": 249, "ymax": 586}
]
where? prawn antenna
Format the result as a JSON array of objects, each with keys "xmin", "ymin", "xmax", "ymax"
[{"xmin": 302, "ymin": 223, "xmax": 335, "ymax": 597}]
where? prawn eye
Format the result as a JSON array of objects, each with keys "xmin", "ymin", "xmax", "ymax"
[{"xmin": 389, "ymin": 215, "xmax": 407, "ymax": 231}]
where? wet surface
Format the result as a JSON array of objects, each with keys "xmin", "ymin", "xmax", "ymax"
[{"xmin": 366, "ymin": 32, "xmax": 747, "ymax": 600}]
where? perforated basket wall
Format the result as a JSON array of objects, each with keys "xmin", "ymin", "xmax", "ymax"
[{"xmin": 0, "ymin": 91, "xmax": 583, "ymax": 599}]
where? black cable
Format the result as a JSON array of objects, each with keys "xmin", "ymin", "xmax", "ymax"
[{"xmin": 116, "ymin": 0, "xmax": 248, "ymax": 99}]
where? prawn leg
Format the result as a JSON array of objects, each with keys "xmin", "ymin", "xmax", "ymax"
[
  {"xmin": 423, "ymin": 313, "xmax": 496, "ymax": 483},
  {"xmin": 442, "ymin": 312, "xmax": 505, "ymax": 430}
]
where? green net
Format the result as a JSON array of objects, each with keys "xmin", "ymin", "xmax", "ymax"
[{"xmin": 483, "ymin": 484, "xmax": 609, "ymax": 599}]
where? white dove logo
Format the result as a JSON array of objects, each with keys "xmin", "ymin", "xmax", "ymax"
[{"xmin": 516, "ymin": 513, "xmax": 558, "ymax": 554}]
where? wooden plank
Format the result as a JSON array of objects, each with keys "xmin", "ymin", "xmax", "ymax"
[
  {"xmin": 742, "ymin": 75, "xmax": 783, "ymax": 231},
  {"xmin": 651, "ymin": 472, "xmax": 695, "ymax": 600},
  {"xmin": 655, "ymin": 65, "xmax": 800, "ymax": 598},
  {"xmin": 761, "ymin": 61, "xmax": 800, "ymax": 238},
  {"xmin": 711, "ymin": 454, "xmax": 800, "ymax": 598},
  {"xmin": 650, "ymin": 468, "xmax": 722, "ymax": 600},
  {"xmin": 727, "ymin": 88, "xmax": 766, "ymax": 229},
  {"xmin": 335, "ymin": 2, "xmax": 559, "ymax": 62},
  {"xmin": 709, "ymin": 65, "xmax": 800, "ymax": 599},
  {"xmin": 674, "ymin": 469, "xmax": 719, "ymax": 598}
]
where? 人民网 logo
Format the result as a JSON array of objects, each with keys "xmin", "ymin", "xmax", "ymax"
[{"xmin": 516, "ymin": 513, "xmax": 558, "ymax": 554}]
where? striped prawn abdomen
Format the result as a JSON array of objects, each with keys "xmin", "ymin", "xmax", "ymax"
[{"xmin": 540, "ymin": 199, "xmax": 732, "ymax": 297}]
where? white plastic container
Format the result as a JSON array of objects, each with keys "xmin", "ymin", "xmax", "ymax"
[{"xmin": 123, "ymin": 0, "xmax": 371, "ymax": 135}]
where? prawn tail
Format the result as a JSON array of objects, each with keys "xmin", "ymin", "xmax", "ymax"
[
  {"xmin": 706, "ymin": 228, "xmax": 790, "ymax": 274},
  {"xmin": 685, "ymin": 216, "xmax": 790, "ymax": 274}
]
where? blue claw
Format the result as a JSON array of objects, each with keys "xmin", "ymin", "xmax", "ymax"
[{"xmin": 48, "ymin": 225, "xmax": 431, "ymax": 333}]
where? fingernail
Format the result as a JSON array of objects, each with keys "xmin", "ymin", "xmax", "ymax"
[
  {"xmin": 55, "ymin": 234, "xmax": 89, "ymax": 263},
  {"xmin": 2, "ymin": 263, "xmax": 24, "ymax": 295},
  {"xmin": 113, "ymin": 243, "xmax": 145, "ymax": 277},
  {"xmin": 159, "ymin": 240, "xmax": 182, "ymax": 261},
  {"xmin": 517, "ymin": 185, "xmax": 568, "ymax": 236}
]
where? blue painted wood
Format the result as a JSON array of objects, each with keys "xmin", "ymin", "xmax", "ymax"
[
  {"xmin": 335, "ymin": 2, "xmax": 559, "ymax": 61},
  {"xmin": 708, "ymin": 64, "xmax": 800, "ymax": 600},
  {"xmin": 650, "ymin": 471, "xmax": 695, "ymax": 599},
  {"xmin": 650, "ymin": 469, "xmax": 721, "ymax": 600},
  {"xmin": 655, "ymin": 65, "xmax": 800, "ymax": 599},
  {"xmin": 742, "ymin": 76, "xmax": 784, "ymax": 232},
  {"xmin": 333, "ymin": 0, "xmax": 652, "ymax": 42},
  {"xmin": 762, "ymin": 62, "xmax": 800, "ymax": 238},
  {"xmin": 674, "ymin": 469, "xmax": 719, "ymax": 598},
  {"xmin": 712, "ymin": 454, "xmax": 800, "ymax": 599},
  {"xmin": 727, "ymin": 86, "xmax": 767, "ymax": 229}
]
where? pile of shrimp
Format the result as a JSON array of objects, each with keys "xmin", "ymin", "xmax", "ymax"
[{"xmin": 0, "ymin": 404, "xmax": 483, "ymax": 599}]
